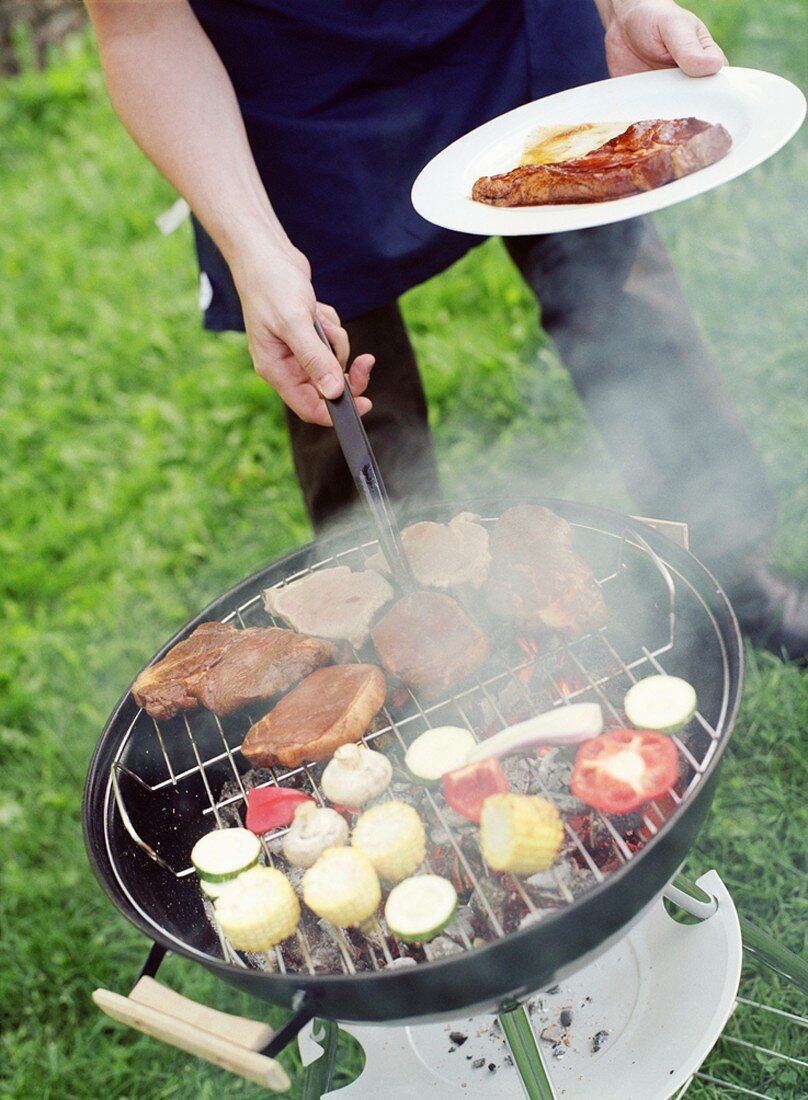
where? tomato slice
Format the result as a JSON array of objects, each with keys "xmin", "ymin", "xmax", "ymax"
[
  {"xmin": 442, "ymin": 758, "xmax": 509, "ymax": 822},
  {"xmin": 570, "ymin": 729, "xmax": 679, "ymax": 815},
  {"xmin": 245, "ymin": 787, "xmax": 314, "ymax": 834}
]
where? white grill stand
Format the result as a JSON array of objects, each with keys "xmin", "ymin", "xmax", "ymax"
[{"xmin": 299, "ymin": 870, "xmax": 744, "ymax": 1100}]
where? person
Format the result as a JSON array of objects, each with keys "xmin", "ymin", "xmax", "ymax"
[{"xmin": 84, "ymin": 0, "xmax": 807, "ymax": 660}]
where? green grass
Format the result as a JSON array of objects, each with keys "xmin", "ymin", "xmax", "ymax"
[{"xmin": 0, "ymin": 2, "xmax": 805, "ymax": 1097}]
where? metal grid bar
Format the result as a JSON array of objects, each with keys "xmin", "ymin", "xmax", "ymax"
[{"xmin": 107, "ymin": 517, "xmax": 732, "ymax": 976}]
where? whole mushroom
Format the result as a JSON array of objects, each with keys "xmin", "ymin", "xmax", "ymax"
[
  {"xmin": 282, "ymin": 803, "xmax": 349, "ymax": 869},
  {"xmin": 321, "ymin": 744, "xmax": 392, "ymax": 807}
]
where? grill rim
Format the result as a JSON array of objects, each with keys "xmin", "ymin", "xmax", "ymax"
[{"xmin": 83, "ymin": 497, "xmax": 744, "ymax": 1019}]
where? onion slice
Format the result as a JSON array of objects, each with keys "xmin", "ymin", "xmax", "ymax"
[{"xmin": 466, "ymin": 703, "xmax": 603, "ymax": 763}]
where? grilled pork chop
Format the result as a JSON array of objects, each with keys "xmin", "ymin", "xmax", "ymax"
[
  {"xmin": 366, "ymin": 512, "xmax": 492, "ymax": 589},
  {"xmin": 192, "ymin": 627, "xmax": 333, "ymax": 715},
  {"xmin": 263, "ymin": 566, "xmax": 394, "ymax": 648},
  {"xmin": 371, "ymin": 590, "xmax": 490, "ymax": 700},
  {"xmin": 472, "ymin": 118, "xmax": 732, "ymax": 206},
  {"xmin": 132, "ymin": 621, "xmax": 237, "ymax": 719},
  {"xmin": 131, "ymin": 622, "xmax": 332, "ymax": 719},
  {"xmin": 240, "ymin": 664, "xmax": 387, "ymax": 768},
  {"xmin": 485, "ymin": 505, "xmax": 607, "ymax": 637}
]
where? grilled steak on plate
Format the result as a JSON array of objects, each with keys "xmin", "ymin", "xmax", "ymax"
[{"xmin": 472, "ymin": 118, "xmax": 732, "ymax": 206}]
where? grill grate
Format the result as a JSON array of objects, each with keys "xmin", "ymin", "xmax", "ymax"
[{"xmin": 107, "ymin": 519, "xmax": 732, "ymax": 977}]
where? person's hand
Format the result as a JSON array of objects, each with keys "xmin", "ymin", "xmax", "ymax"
[
  {"xmin": 602, "ymin": 0, "xmax": 727, "ymax": 78},
  {"xmin": 231, "ymin": 239, "xmax": 375, "ymax": 426}
]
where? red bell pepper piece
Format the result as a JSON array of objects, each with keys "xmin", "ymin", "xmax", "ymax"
[
  {"xmin": 442, "ymin": 757, "xmax": 509, "ymax": 823},
  {"xmin": 245, "ymin": 786, "xmax": 314, "ymax": 834},
  {"xmin": 570, "ymin": 729, "xmax": 679, "ymax": 815}
]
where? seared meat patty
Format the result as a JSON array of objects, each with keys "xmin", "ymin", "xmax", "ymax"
[
  {"xmin": 485, "ymin": 505, "xmax": 607, "ymax": 636},
  {"xmin": 131, "ymin": 622, "xmax": 332, "ymax": 719},
  {"xmin": 240, "ymin": 664, "xmax": 387, "ymax": 768},
  {"xmin": 263, "ymin": 565, "xmax": 394, "ymax": 648},
  {"xmin": 371, "ymin": 590, "xmax": 490, "ymax": 700},
  {"xmin": 472, "ymin": 118, "xmax": 732, "ymax": 206}
]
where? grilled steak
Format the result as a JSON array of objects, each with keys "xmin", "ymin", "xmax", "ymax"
[
  {"xmin": 263, "ymin": 566, "xmax": 394, "ymax": 648},
  {"xmin": 371, "ymin": 590, "xmax": 490, "ymax": 700},
  {"xmin": 367, "ymin": 512, "xmax": 492, "ymax": 589},
  {"xmin": 240, "ymin": 664, "xmax": 387, "ymax": 768},
  {"xmin": 132, "ymin": 621, "xmax": 237, "ymax": 720},
  {"xmin": 192, "ymin": 627, "xmax": 333, "ymax": 715},
  {"xmin": 131, "ymin": 622, "xmax": 332, "ymax": 719},
  {"xmin": 485, "ymin": 505, "xmax": 607, "ymax": 636},
  {"xmin": 472, "ymin": 118, "xmax": 732, "ymax": 206}
]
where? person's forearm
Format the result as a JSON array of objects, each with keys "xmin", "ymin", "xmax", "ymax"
[{"xmin": 85, "ymin": 0, "xmax": 289, "ymax": 269}]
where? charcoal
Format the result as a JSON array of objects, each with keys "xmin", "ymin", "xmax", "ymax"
[
  {"xmin": 444, "ymin": 905, "xmax": 475, "ymax": 943},
  {"xmin": 526, "ymin": 858, "xmax": 579, "ymax": 899},
  {"xmin": 385, "ymin": 956, "xmax": 417, "ymax": 970},
  {"xmin": 448, "ymin": 1031, "xmax": 468, "ymax": 1047},
  {"xmin": 308, "ymin": 941, "xmax": 344, "ymax": 972},
  {"xmin": 591, "ymin": 1029, "xmax": 610, "ymax": 1053},
  {"xmin": 560, "ymin": 1009, "xmax": 573, "ymax": 1027},
  {"xmin": 501, "ymin": 755, "xmax": 535, "ymax": 794},
  {"xmin": 472, "ymin": 877, "xmax": 509, "ymax": 928},
  {"xmin": 428, "ymin": 935, "xmax": 463, "ymax": 959},
  {"xmin": 284, "ymin": 865, "xmax": 305, "ymax": 892}
]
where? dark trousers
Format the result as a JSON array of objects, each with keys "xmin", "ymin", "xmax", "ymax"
[{"xmin": 286, "ymin": 218, "xmax": 776, "ymax": 582}]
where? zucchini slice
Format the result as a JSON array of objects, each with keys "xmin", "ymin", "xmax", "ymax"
[
  {"xmin": 199, "ymin": 876, "xmax": 234, "ymax": 900},
  {"xmin": 405, "ymin": 726, "xmax": 477, "ymax": 783},
  {"xmin": 191, "ymin": 827, "xmax": 261, "ymax": 883},
  {"xmin": 624, "ymin": 675, "xmax": 697, "ymax": 733},
  {"xmin": 385, "ymin": 874, "xmax": 458, "ymax": 943}
]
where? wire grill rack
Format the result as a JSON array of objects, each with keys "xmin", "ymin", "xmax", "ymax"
[{"xmin": 106, "ymin": 519, "xmax": 733, "ymax": 978}]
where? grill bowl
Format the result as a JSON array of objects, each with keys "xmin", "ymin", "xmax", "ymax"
[{"xmin": 83, "ymin": 498, "xmax": 742, "ymax": 1023}]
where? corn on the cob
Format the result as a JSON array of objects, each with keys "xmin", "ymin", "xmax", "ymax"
[
  {"xmin": 302, "ymin": 847, "xmax": 381, "ymax": 926},
  {"xmin": 480, "ymin": 793, "xmax": 563, "ymax": 875},
  {"xmin": 214, "ymin": 866, "xmax": 300, "ymax": 950},
  {"xmin": 351, "ymin": 801, "xmax": 426, "ymax": 883}
]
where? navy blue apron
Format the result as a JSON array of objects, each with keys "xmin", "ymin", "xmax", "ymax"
[{"xmin": 187, "ymin": 0, "xmax": 608, "ymax": 327}]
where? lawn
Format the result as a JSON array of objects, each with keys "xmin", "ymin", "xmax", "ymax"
[{"xmin": 0, "ymin": 2, "xmax": 805, "ymax": 1098}]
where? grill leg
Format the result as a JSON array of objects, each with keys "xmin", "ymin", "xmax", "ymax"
[
  {"xmin": 260, "ymin": 991, "xmax": 319, "ymax": 1058},
  {"xmin": 499, "ymin": 1004, "xmax": 559, "ymax": 1100}
]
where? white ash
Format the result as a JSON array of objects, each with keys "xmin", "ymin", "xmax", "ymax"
[
  {"xmin": 501, "ymin": 755, "xmax": 537, "ymax": 794},
  {"xmin": 525, "ymin": 859, "xmax": 580, "ymax": 898},
  {"xmin": 265, "ymin": 834, "xmax": 286, "ymax": 857},
  {"xmin": 444, "ymin": 905, "xmax": 475, "ymax": 944},
  {"xmin": 385, "ymin": 956, "xmax": 417, "ymax": 970},
  {"xmin": 307, "ymin": 941, "xmax": 344, "ymax": 972},
  {"xmin": 284, "ymin": 865, "xmax": 305, "ymax": 892},
  {"xmin": 472, "ymin": 876, "xmax": 509, "ymax": 925},
  {"xmin": 518, "ymin": 910, "xmax": 546, "ymax": 930},
  {"xmin": 428, "ymin": 935, "xmax": 463, "ymax": 959}
]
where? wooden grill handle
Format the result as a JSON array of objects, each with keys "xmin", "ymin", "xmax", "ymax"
[{"xmin": 92, "ymin": 976, "xmax": 290, "ymax": 1092}]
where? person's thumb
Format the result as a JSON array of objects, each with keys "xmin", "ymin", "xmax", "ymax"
[
  {"xmin": 286, "ymin": 316, "xmax": 345, "ymax": 400},
  {"xmin": 662, "ymin": 13, "xmax": 726, "ymax": 77}
]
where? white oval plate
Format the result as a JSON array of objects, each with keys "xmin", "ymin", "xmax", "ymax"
[{"xmin": 411, "ymin": 67, "xmax": 806, "ymax": 236}]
